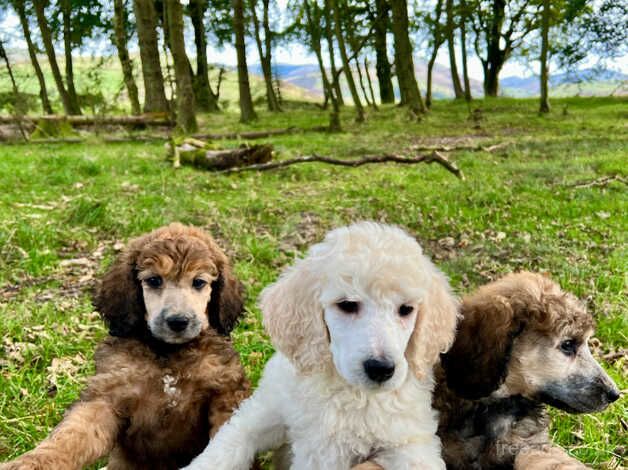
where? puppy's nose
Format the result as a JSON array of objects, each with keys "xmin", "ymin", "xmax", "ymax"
[
  {"xmin": 363, "ymin": 358, "xmax": 395, "ymax": 383},
  {"xmin": 166, "ymin": 315, "xmax": 190, "ymax": 332},
  {"xmin": 606, "ymin": 388, "xmax": 620, "ymax": 403}
]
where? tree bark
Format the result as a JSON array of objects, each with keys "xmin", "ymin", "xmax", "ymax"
[
  {"xmin": 373, "ymin": 0, "xmax": 394, "ymax": 103},
  {"xmin": 459, "ymin": 0, "xmax": 472, "ymax": 102},
  {"xmin": 250, "ymin": 0, "xmax": 281, "ymax": 111},
  {"xmin": 61, "ymin": 0, "xmax": 81, "ymax": 114},
  {"xmin": 133, "ymin": 0, "xmax": 169, "ymax": 112},
  {"xmin": 331, "ymin": 0, "xmax": 364, "ymax": 122},
  {"xmin": 355, "ymin": 57, "xmax": 372, "ymax": 107},
  {"xmin": 539, "ymin": 0, "xmax": 550, "ymax": 113},
  {"xmin": 14, "ymin": 0, "xmax": 53, "ymax": 114},
  {"xmin": 445, "ymin": 0, "xmax": 464, "ymax": 99},
  {"xmin": 113, "ymin": 0, "xmax": 141, "ymax": 115},
  {"xmin": 324, "ymin": 0, "xmax": 344, "ymax": 106},
  {"xmin": 189, "ymin": 0, "xmax": 220, "ymax": 112},
  {"xmin": 233, "ymin": 0, "xmax": 257, "ymax": 122},
  {"xmin": 390, "ymin": 0, "xmax": 425, "ymax": 114},
  {"xmin": 33, "ymin": 0, "xmax": 74, "ymax": 115},
  {"xmin": 165, "ymin": 0, "xmax": 198, "ymax": 133}
]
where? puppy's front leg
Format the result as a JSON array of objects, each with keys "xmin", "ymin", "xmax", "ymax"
[
  {"xmin": 372, "ymin": 439, "xmax": 446, "ymax": 470},
  {"xmin": 184, "ymin": 390, "xmax": 286, "ymax": 470},
  {"xmin": 0, "ymin": 400, "xmax": 120, "ymax": 470}
]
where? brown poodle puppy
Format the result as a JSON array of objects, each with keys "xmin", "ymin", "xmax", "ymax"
[
  {"xmin": 1, "ymin": 223, "xmax": 250, "ymax": 470},
  {"xmin": 435, "ymin": 271, "xmax": 620, "ymax": 469}
]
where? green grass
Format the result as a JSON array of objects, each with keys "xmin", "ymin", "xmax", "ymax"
[{"xmin": 0, "ymin": 97, "xmax": 626, "ymax": 468}]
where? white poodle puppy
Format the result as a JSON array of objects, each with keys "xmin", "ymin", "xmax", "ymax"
[{"xmin": 184, "ymin": 222, "xmax": 459, "ymax": 470}]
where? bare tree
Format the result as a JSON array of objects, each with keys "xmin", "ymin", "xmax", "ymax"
[
  {"xmin": 189, "ymin": 0, "xmax": 220, "ymax": 112},
  {"xmin": 113, "ymin": 0, "xmax": 141, "ymax": 115},
  {"xmin": 134, "ymin": 0, "xmax": 169, "ymax": 112},
  {"xmin": 459, "ymin": 0, "xmax": 472, "ymax": 101},
  {"xmin": 12, "ymin": 0, "xmax": 53, "ymax": 114},
  {"xmin": 425, "ymin": 0, "xmax": 446, "ymax": 108},
  {"xmin": 390, "ymin": 0, "xmax": 425, "ymax": 114},
  {"xmin": 324, "ymin": 0, "xmax": 344, "ymax": 105},
  {"xmin": 331, "ymin": 0, "xmax": 365, "ymax": 122},
  {"xmin": 446, "ymin": 0, "xmax": 464, "ymax": 98},
  {"xmin": 250, "ymin": 0, "xmax": 281, "ymax": 111},
  {"xmin": 61, "ymin": 0, "xmax": 81, "ymax": 114},
  {"xmin": 373, "ymin": 0, "xmax": 394, "ymax": 103},
  {"xmin": 165, "ymin": 0, "xmax": 198, "ymax": 132},
  {"xmin": 234, "ymin": 0, "xmax": 257, "ymax": 122},
  {"xmin": 539, "ymin": 0, "xmax": 550, "ymax": 113}
]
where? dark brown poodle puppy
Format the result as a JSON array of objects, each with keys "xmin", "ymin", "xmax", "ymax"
[
  {"xmin": 1, "ymin": 223, "xmax": 250, "ymax": 470},
  {"xmin": 435, "ymin": 271, "xmax": 620, "ymax": 469}
]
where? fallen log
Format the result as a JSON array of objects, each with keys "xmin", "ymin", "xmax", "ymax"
[
  {"xmin": 216, "ymin": 150, "xmax": 464, "ymax": 179},
  {"xmin": 0, "ymin": 114, "xmax": 174, "ymax": 127},
  {"xmin": 174, "ymin": 142, "xmax": 274, "ymax": 170}
]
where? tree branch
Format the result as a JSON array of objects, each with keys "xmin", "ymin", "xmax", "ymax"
[{"xmin": 216, "ymin": 151, "xmax": 464, "ymax": 179}]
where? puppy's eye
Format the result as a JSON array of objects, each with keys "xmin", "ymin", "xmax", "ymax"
[
  {"xmin": 145, "ymin": 276, "xmax": 162, "ymax": 288},
  {"xmin": 192, "ymin": 278, "xmax": 208, "ymax": 290},
  {"xmin": 336, "ymin": 300, "xmax": 360, "ymax": 314},
  {"xmin": 398, "ymin": 305, "xmax": 414, "ymax": 317},
  {"xmin": 559, "ymin": 339, "xmax": 578, "ymax": 356}
]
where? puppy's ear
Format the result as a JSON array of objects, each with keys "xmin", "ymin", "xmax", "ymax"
[
  {"xmin": 407, "ymin": 267, "xmax": 459, "ymax": 380},
  {"xmin": 93, "ymin": 244, "xmax": 146, "ymax": 337},
  {"xmin": 261, "ymin": 260, "xmax": 329, "ymax": 374},
  {"xmin": 441, "ymin": 289, "xmax": 525, "ymax": 399},
  {"xmin": 208, "ymin": 263, "xmax": 245, "ymax": 335}
]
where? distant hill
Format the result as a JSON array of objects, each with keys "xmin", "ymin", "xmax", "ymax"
[{"xmin": 501, "ymin": 68, "xmax": 627, "ymax": 97}]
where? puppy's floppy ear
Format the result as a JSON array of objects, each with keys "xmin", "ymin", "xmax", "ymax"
[
  {"xmin": 406, "ymin": 266, "xmax": 460, "ymax": 380},
  {"xmin": 208, "ymin": 262, "xmax": 245, "ymax": 335},
  {"xmin": 93, "ymin": 241, "xmax": 146, "ymax": 337},
  {"xmin": 261, "ymin": 259, "xmax": 330, "ymax": 374},
  {"xmin": 441, "ymin": 289, "xmax": 525, "ymax": 399}
]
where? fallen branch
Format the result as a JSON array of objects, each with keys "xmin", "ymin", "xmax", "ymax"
[
  {"xmin": 409, "ymin": 141, "xmax": 512, "ymax": 153},
  {"xmin": 568, "ymin": 175, "xmax": 627, "ymax": 189},
  {"xmin": 216, "ymin": 150, "xmax": 464, "ymax": 179},
  {"xmin": 175, "ymin": 142, "xmax": 274, "ymax": 171}
]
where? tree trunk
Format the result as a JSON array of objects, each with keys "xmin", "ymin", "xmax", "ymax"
[
  {"xmin": 33, "ymin": 0, "xmax": 74, "ymax": 115},
  {"xmin": 250, "ymin": 0, "xmax": 281, "ymax": 111},
  {"xmin": 389, "ymin": 0, "xmax": 425, "ymax": 114},
  {"xmin": 233, "ymin": 0, "xmax": 257, "ymax": 122},
  {"xmin": 539, "ymin": 0, "xmax": 550, "ymax": 113},
  {"xmin": 364, "ymin": 58, "xmax": 378, "ymax": 110},
  {"xmin": 324, "ymin": 0, "xmax": 344, "ymax": 106},
  {"xmin": 133, "ymin": 0, "xmax": 169, "ymax": 112},
  {"xmin": 355, "ymin": 58, "xmax": 372, "ymax": 107},
  {"xmin": 61, "ymin": 0, "xmax": 81, "ymax": 114},
  {"xmin": 483, "ymin": 0, "xmax": 506, "ymax": 97},
  {"xmin": 113, "ymin": 0, "xmax": 141, "ymax": 115},
  {"xmin": 374, "ymin": 0, "xmax": 394, "ymax": 103},
  {"xmin": 165, "ymin": 0, "xmax": 198, "ymax": 133},
  {"xmin": 426, "ymin": 48, "xmax": 438, "ymax": 109},
  {"xmin": 459, "ymin": 0, "xmax": 472, "ymax": 102},
  {"xmin": 445, "ymin": 0, "xmax": 464, "ymax": 99},
  {"xmin": 189, "ymin": 0, "xmax": 220, "ymax": 112},
  {"xmin": 331, "ymin": 0, "xmax": 364, "ymax": 122},
  {"xmin": 14, "ymin": 0, "xmax": 53, "ymax": 114}
]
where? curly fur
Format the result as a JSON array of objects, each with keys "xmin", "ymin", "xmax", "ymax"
[
  {"xmin": 186, "ymin": 222, "xmax": 459, "ymax": 470},
  {"xmin": 434, "ymin": 272, "xmax": 619, "ymax": 470},
  {"xmin": 1, "ymin": 224, "xmax": 250, "ymax": 470}
]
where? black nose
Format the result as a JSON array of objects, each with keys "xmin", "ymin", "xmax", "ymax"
[
  {"xmin": 363, "ymin": 358, "xmax": 395, "ymax": 383},
  {"xmin": 607, "ymin": 388, "xmax": 620, "ymax": 403},
  {"xmin": 166, "ymin": 315, "xmax": 189, "ymax": 332}
]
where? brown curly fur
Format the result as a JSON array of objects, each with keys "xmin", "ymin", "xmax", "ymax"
[
  {"xmin": 1, "ymin": 224, "xmax": 250, "ymax": 470},
  {"xmin": 434, "ymin": 271, "xmax": 611, "ymax": 470}
]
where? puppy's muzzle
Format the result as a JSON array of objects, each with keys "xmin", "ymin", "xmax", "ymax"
[{"xmin": 363, "ymin": 358, "xmax": 395, "ymax": 383}]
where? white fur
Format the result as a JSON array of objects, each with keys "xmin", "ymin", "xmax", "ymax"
[{"xmin": 184, "ymin": 222, "xmax": 457, "ymax": 470}]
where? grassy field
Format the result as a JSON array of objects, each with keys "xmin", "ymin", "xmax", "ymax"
[{"xmin": 0, "ymin": 97, "xmax": 626, "ymax": 468}]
